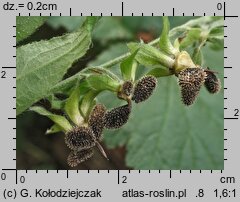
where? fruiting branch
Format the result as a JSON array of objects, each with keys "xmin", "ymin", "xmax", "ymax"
[{"xmin": 31, "ymin": 16, "xmax": 223, "ymax": 167}]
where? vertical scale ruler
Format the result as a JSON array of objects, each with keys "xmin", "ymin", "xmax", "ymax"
[{"xmin": 0, "ymin": 0, "xmax": 239, "ymax": 201}]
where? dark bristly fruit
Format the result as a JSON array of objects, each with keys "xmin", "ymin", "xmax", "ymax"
[
  {"xmin": 132, "ymin": 75, "xmax": 157, "ymax": 103},
  {"xmin": 178, "ymin": 67, "xmax": 206, "ymax": 106},
  {"xmin": 88, "ymin": 104, "xmax": 107, "ymax": 140},
  {"xmin": 104, "ymin": 103, "xmax": 131, "ymax": 129},
  {"xmin": 65, "ymin": 127, "xmax": 96, "ymax": 151},
  {"xmin": 122, "ymin": 80, "xmax": 134, "ymax": 96},
  {"xmin": 67, "ymin": 149, "xmax": 94, "ymax": 167},
  {"xmin": 204, "ymin": 71, "xmax": 221, "ymax": 94}
]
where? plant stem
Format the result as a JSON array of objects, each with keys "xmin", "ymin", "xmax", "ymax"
[{"xmin": 51, "ymin": 38, "xmax": 161, "ymax": 93}]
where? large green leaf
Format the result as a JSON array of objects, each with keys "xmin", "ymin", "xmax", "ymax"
[
  {"xmin": 16, "ymin": 16, "xmax": 48, "ymax": 43},
  {"xmin": 17, "ymin": 20, "xmax": 92, "ymax": 115},
  {"xmin": 102, "ymin": 45, "xmax": 223, "ymax": 169}
]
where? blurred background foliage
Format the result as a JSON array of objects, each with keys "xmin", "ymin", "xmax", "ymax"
[{"xmin": 17, "ymin": 17, "xmax": 223, "ymax": 170}]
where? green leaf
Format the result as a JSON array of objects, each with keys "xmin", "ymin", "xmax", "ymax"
[
  {"xmin": 86, "ymin": 74, "xmax": 120, "ymax": 92},
  {"xmin": 128, "ymin": 42, "xmax": 174, "ymax": 68},
  {"xmin": 64, "ymin": 86, "xmax": 83, "ymax": 126},
  {"xmin": 86, "ymin": 16, "xmax": 102, "ymax": 32},
  {"xmin": 209, "ymin": 26, "xmax": 224, "ymax": 38},
  {"xmin": 103, "ymin": 46, "xmax": 223, "ymax": 169},
  {"xmin": 208, "ymin": 26, "xmax": 224, "ymax": 51},
  {"xmin": 16, "ymin": 16, "xmax": 48, "ymax": 43},
  {"xmin": 120, "ymin": 49, "xmax": 138, "ymax": 81},
  {"xmin": 47, "ymin": 16, "xmax": 100, "ymax": 32},
  {"xmin": 192, "ymin": 48, "xmax": 203, "ymax": 66},
  {"xmin": 47, "ymin": 95, "xmax": 65, "ymax": 110},
  {"xmin": 17, "ymin": 20, "xmax": 92, "ymax": 116},
  {"xmin": 179, "ymin": 28, "xmax": 202, "ymax": 50},
  {"xmin": 208, "ymin": 38, "xmax": 224, "ymax": 51},
  {"xmin": 47, "ymin": 17, "xmax": 85, "ymax": 31},
  {"xmin": 169, "ymin": 17, "xmax": 223, "ymax": 43},
  {"xmin": 80, "ymin": 91, "xmax": 98, "ymax": 118},
  {"xmin": 159, "ymin": 17, "xmax": 178, "ymax": 55},
  {"xmin": 30, "ymin": 106, "xmax": 72, "ymax": 132},
  {"xmin": 146, "ymin": 67, "xmax": 172, "ymax": 77},
  {"xmin": 46, "ymin": 124, "xmax": 62, "ymax": 135},
  {"xmin": 49, "ymin": 74, "xmax": 87, "ymax": 95}
]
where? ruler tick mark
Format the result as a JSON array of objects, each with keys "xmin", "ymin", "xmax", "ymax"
[
  {"xmin": 117, "ymin": 170, "xmax": 120, "ymax": 184},
  {"xmin": 121, "ymin": 2, "xmax": 124, "ymax": 16}
]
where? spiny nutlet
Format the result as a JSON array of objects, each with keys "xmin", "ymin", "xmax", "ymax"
[
  {"xmin": 132, "ymin": 75, "xmax": 157, "ymax": 103},
  {"xmin": 88, "ymin": 104, "xmax": 107, "ymax": 140},
  {"xmin": 104, "ymin": 103, "xmax": 131, "ymax": 129},
  {"xmin": 67, "ymin": 149, "xmax": 94, "ymax": 167},
  {"xmin": 178, "ymin": 68, "xmax": 207, "ymax": 106},
  {"xmin": 204, "ymin": 71, "xmax": 221, "ymax": 94},
  {"xmin": 65, "ymin": 127, "xmax": 96, "ymax": 151},
  {"xmin": 122, "ymin": 81, "xmax": 134, "ymax": 97}
]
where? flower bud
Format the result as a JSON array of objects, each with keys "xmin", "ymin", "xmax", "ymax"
[
  {"xmin": 104, "ymin": 103, "xmax": 131, "ymax": 129},
  {"xmin": 88, "ymin": 104, "xmax": 107, "ymax": 140},
  {"xmin": 132, "ymin": 75, "xmax": 157, "ymax": 103},
  {"xmin": 67, "ymin": 149, "xmax": 94, "ymax": 167},
  {"xmin": 178, "ymin": 68, "xmax": 206, "ymax": 106},
  {"xmin": 122, "ymin": 81, "xmax": 134, "ymax": 97},
  {"xmin": 65, "ymin": 127, "xmax": 95, "ymax": 151},
  {"xmin": 204, "ymin": 71, "xmax": 221, "ymax": 94}
]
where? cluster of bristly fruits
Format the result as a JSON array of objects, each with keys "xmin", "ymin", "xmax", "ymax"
[{"xmin": 65, "ymin": 67, "xmax": 220, "ymax": 167}]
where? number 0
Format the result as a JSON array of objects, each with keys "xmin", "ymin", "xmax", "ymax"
[
  {"xmin": 1, "ymin": 173, "xmax": 6, "ymax": 180},
  {"xmin": 217, "ymin": 3, "xmax": 222, "ymax": 10},
  {"xmin": 20, "ymin": 176, "xmax": 25, "ymax": 183}
]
